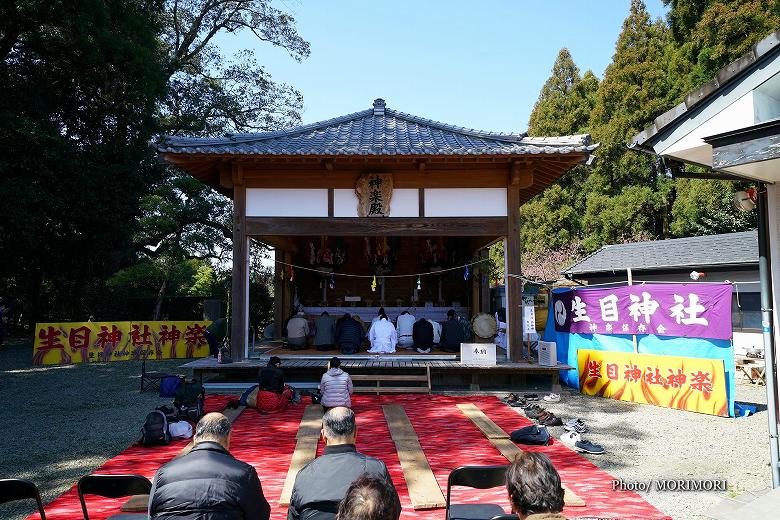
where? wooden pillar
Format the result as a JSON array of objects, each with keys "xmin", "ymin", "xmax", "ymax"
[
  {"xmin": 273, "ymin": 249, "xmax": 284, "ymax": 339},
  {"xmin": 231, "ymin": 164, "xmax": 248, "ymax": 361},
  {"xmin": 283, "ymin": 251, "xmax": 293, "ymax": 315},
  {"xmin": 480, "ymin": 249, "xmax": 491, "ymax": 314},
  {"xmin": 506, "ymin": 185, "xmax": 523, "ymax": 361}
]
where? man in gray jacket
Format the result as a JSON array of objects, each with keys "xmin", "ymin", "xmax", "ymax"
[
  {"xmin": 314, "ymin": 311, "xmax": 336, "ymax": 351},
  {"xmin": 287, "ymin": 407, "xmax": 399, "ymax": 520}
]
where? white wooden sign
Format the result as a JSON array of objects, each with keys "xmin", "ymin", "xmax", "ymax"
[
  {"xmin": 538, "ymin": 341, "xmax": 557, "ymax": 367},
  {"xmin": 523, "ymin": 305, "xmax": 536, "ymax": 335},
  {"xmin": 460, "ymin": 343, "xmax": 497, "ymax": 366}
]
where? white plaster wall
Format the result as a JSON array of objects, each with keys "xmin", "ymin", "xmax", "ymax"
[
  {"xmin": 389, "ymin": 189, "xmax": 419, "ymax": 217},
  {"xmin": 246, "ymin": 188, "xmax": 328, "ymax": 217},
  {"xmin": 424, "ymin": 188, "xmax": 507, "ymax": 217},
  {"xmin": 333, "ymin": 189, "xmax": 359, "ymax": 217}
]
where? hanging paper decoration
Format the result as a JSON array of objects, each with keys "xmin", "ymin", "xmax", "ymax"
[
  {"xmin": 289, "ymin": 267, "xmax": 295, "ymax": 283},
  {"xmin": 464, "ymin": 265, "xmax": 470, "ymax": 280},
  {"xmin": 371, "ymin": 275, "xmax": 377, "ymax": 292},
  {"xmin": 329, "ymin": 273, "xmax": 335, "ymax": 289},
  {"xmin": 416, "ymin": 275, "xmax": 421, "ymax": 290}
]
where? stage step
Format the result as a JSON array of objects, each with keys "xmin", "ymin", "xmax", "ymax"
[
  {"xmin": 354, "ymin": 386, "xmax": 430, "ymax": 394},
  {"xmin": 204, "ymin": 381, "xmax": 320, "ymax": 393},
  {"xmin": 351, "ymin": 369, "xmax": 431, "ymax": 394}
]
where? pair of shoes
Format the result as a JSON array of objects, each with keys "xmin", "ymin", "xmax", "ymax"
[
  {"xmin": 539, "ymin": 414, "xmax": 563, "ymax": 427},
  {"xmin": 543, "ymin": 393, "xmax": 561, "ymax": 402},
  {"xmin": 509, "ymin": 398, "xmax": 529, "ymax": 408},
  {"xmin": 416, "ymin": 348, "xmax": 431, "ymax": 354},
  {"xmin": 524, "ymin": 405, "xmax": 546, "ymax": 419},
  {"xmin": 523, "ymin": 393, "xmax": 540, "ymax": 401},
  {"xmin": 560, "ymin": 432, "xmax": 604, "ymax": 454},
  {"xmin": 502, "ymin": 393, "xmax": 521, "ymax": 404},
  {"xmin": 564, "ymin": 418, "xmax": 587, "ymax": 433}
]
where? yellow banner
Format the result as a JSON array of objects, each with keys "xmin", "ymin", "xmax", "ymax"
[
  {"xmin": 577, "ymin": 349, "xmax": 728, "ymax": 416},
  {"xmin": 33, "ymin": 321, "xmax": 213, "ymax": 365}
]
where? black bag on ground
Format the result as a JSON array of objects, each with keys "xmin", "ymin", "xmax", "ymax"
[
  {"xmin": 510, "ymin": 425, "xmax": 550, "ymax": 445},
  {"xmin": 174, "ymin": 378, "xmax": 205, "ymax": 421},
  {"xmin": 141, "ymin": 410, "xmax": 171, "ymax": 447}
]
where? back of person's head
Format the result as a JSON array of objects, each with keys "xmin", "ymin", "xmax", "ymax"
[
  {"xmin": 297, "ymin": 310, "xmax": 306, "ymax": 316},
  {"xmin": 447, "ymin": 309, "xmax": 456, "ymax": 319},
  {"xmin": 322, "ymin": 311, "xmax": 329, "ymax": 316},
  {"xmin": 401, "ymin": 310, "xmax": 408, "ymax": 315},
  {"xmin": 378, "ymin": 307, "xmax": 385, "ymax": 315},
  {"xmin": 336, "ymin": 474, "xmax": 401, "ymax": 520},
  {"xmin": 343, "ymin": 313, "xmax": 351, "ymax": 319},
  {"xmin": 194, "ymin": 412, "xmax": 232, "ymax": 447},
  {"xmin": 506, "ymin": 452, "xmax": 565, "ymax": 517},
  {"xmin": 379, "ymin": 313, "xmax": 388, "ymax": 320},
  {"xmin": 330, "ymin": 356, "xmax": 341, "ymax": 369},
  {"xmin": 268, "ymin": 356, "xmax": 281, "ymax": 367},
  {"xmin": 322, "ymin": 406, "xmax": 356, "ymax": 442}
]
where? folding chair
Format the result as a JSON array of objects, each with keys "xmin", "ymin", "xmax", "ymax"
[
  {"xmin": 140, "ymin": 349, "xmax": 170, "ymax": 392},
  {"xmin": 77, "ymin": 474, "xmax": 152, "ymax": 520},
  {"xmin": 446, "ymin": 465, "xmax": 509, "ymax": 520},
  {"xmin": 0, "ymin": 479, "xmax": 47, "ymax": 519}
]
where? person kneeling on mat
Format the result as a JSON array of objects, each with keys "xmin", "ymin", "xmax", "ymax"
[{"xmin": 235, "ymin": 357, "xmax": 299, "ymax": 413}]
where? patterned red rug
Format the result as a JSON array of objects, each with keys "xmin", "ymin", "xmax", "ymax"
[{"xmin": 26, "ymin": 394, "xmax": 669, "ymax": 520}]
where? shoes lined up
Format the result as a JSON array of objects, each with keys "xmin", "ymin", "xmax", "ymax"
[{"xmin": 501, "ymin": 392, "xmax": 605, "ymax": 455}]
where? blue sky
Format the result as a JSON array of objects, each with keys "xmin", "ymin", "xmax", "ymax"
[{"xmin": 218, "ymin": 0, "xmax": 668, "ymax": 134}]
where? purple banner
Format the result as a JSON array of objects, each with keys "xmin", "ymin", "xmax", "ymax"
[{"xmin": 552, "ymin": 283, "xmax": 733, "ymax": 340}]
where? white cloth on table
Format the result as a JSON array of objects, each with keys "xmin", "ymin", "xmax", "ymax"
[
  {"xmin": 396, "ymin": 313, "xmax": 416, "ymax": 347},
  {"xmin": 368, "ymin": 318, "xmax": 397, "ymax": 353},
  {"xmin": 427, "ymin": 319, "xmax": 442, "ymax": 344}
]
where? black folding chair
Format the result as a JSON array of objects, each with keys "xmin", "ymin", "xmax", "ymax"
[
  {"xmin": 140, "ymin": 349, "xmax": 171, "ymax": 392},
  {"xmin": 77, "ymin": 474, "xmax": 152, "ymax": 520},
  {"xmin": 446, "ymin": 465, "xmax": 510, "ymax": 520},
  {"xmin": 0, "ymin": 479, "xmax": 47, "ymax": 519}
]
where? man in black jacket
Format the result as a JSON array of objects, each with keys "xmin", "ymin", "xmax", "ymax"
[
  {"xmin": 335, "ymin": 314, "xmax": 363, "ymax": 355},
  {"xmin": 440, "ymin": 309, "xmax": 464, "ymax": 353},
  {"xmin": 148, "ymin": 412, "xmax": 270, "ymax": 520},
  {"xmin": 287, "ymin": 407, "xmax": 399, "ymax": 520}
]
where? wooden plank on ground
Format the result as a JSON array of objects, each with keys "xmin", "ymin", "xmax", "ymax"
[
  {"xmin": 279, "ymin": 404, "xmax": 324, "ymax": 506},
  {"xmin": 456, "ymin": 403, "xmax": 585, "ymax": 508},
  {"xmin": 382, "ymin": 405, "xmax": 445, "ymax": 510},
  {"xmin": 456, "ymin": 404, "xmax": 510, "ymax": 439}
]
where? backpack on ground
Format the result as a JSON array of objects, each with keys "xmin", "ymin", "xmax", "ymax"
[
  {"xmin": 141, "ymin": 410, "xmax": 171, "ymax": 447},
  {"xmin": 174, "ymin": 378, "xmax": 205, "ymax": 421}
]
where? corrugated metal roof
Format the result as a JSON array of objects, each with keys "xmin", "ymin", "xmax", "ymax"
[
  {"xmin": 156, "ymin": 99, "xmax": 598, "ymax": 157},
  {"xmin": 563, "ymin": 231, "xmax": 758, "ymax": 276}
]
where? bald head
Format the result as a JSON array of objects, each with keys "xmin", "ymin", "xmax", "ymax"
[
  {"xmin": 322, "ymin": 406, "xmax": 356, "ymax": 445},
  {"xmin": 195, "ymin": 412, "xmax": 232, "ymax": 448}
]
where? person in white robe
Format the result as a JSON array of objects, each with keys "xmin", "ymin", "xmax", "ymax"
[
  {"xmin": 368, "ymin": 315, "xmax": 397, "ymax": 354},
  {"xmin": 395, "ymin": 311, "xmax": 416, "ymax": 349},
  {"xmin": 426, "ymin": 318, "xmax": 442, "ymax": 346}
]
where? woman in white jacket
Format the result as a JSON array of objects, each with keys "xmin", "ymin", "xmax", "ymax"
[{"xmin": 319, "ymin": 357, "xmax": 353, "ymax": 409}]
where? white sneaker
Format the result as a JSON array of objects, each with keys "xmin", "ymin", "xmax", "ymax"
[
  {"xmin": 416, "ymin": 348, "xmax": 431, "ymax": 354},
  {"xmin": 543, "ymin": 393, "xmax": 561, "ymax": 402},
  {"xmin": 560, "ymin": 431, "xmax": 581, "ymax": 448}
]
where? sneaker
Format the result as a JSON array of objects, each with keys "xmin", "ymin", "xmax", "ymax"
[
  {"xmin": 535, "ymin": 411, "xmax": 554, "ymax": 421},
  {"xmin": 416, "ymin": 348, "xmax": 431, "ymax": 354},
  {"xmin": 560, "ymin": 431, "xmax": 581, "ymax": 447},
  {"xmin": 575, "ymin": 440, "xmax": 605, "ymax": 454},
  {"xmin": 523, "ymin": 393, "xmax": 540, "ymax": 401},
  {"xmin": 543, "ymin": 393, "xmax": 561, "ymax": 402},
  {"xmin": 525, "ymin": 407, "xmax": 546, "ymax": 420},
  {"xmin": 509, "ymin": 398, "xmax": 529, "ymax": 408},
  {"xmin": 564, "ymin": 419, "xmax": 587, "ymax": 433},
  {"xmin": 502, "ymin": 393, "xmax": 521, "ymax": 403},
  {"xmin": 540, "ymin": 415, "xmax": 563, "ymax": 427}
]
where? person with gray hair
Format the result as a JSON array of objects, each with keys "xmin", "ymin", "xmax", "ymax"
[
  {"xmin": 288, "ymin": 407, "xmax": 398, "ymax": 520},
  {"xmin": 336, "ymin": 474, "xmax": 402, "ymax": 520},
  {"xmin": 148, "ymin": 412, "xmax": 270, "ymax": 519}
]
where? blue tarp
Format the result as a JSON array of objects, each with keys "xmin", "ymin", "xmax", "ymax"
[{"xmin": 544, "ymin": 287, "xmax": 736, "ymax": 417}]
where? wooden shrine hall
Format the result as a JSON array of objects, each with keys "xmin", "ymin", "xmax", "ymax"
[{"xmin": 157, "ymin": 99, "xmax": 597, "ymax": 369}]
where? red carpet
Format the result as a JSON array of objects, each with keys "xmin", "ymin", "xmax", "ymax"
[{"xmin": 27, "ymin": 395, "xmax": 669, "ymax": 520}]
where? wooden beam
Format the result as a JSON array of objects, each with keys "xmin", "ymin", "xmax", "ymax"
[
  {"xmin": 322, "ymin": 158, "xmax": 334, "ymax": 171},
  {"xmin": 510, "ymin": 161, "xmax": 534, "ymax": 189},
  {"xmin": 231, "ymin": 163, "xmax": 248, "ymax": 361},
  {"xmin": 274, "ymin": 249, "xmax": 284, "ymax": 339},
  {"xmin": 506, "ymin": 185, "xmax": 523, "ymax": 361},
  {"xmin": 279, "ymin": 405, "xmax": 324, "ymax": 506},
  {"xmin": 418, "ymin": 188, "xmax": 425, "ymax": 217},
  {"xmin": 328, "ymin": 188, "xmax": 334, "ymax": 217},
  {"xmin": 245, "ymin": 217, "xmax": 508, "ymax": 237},
  {"xmin": 480, "ymin": 249, "xmax": 491, "ymax": 314}
]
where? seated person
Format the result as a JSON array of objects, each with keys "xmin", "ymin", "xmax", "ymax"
[
  {"xmin": 238, "ymin": 357, "xmax": 298, "ymax": 413},
  {"xmin": 367, "ymin": 313, "xmax": 397, "ymax": 354},
  {"xmin": 336, "ymin": 313, "xmax": 364, "ymax": 355},
  {"xmin": 320, "ymin": 356, "xmax": 353, "ymax": 409},
  {"xmin": 440, "ymin": 309, "xmax": 464, "ymax": 353},
  {"xmin": 336, "ymin": 474, "xmax": 402, "ymax": 520},
  {"xmin": 314, "ymin": 311, "xmax": 337, "ymax": 351},
  {"xmin": 395, "ymin": 310, "xmax": 416, "ymax": 350},
  {"xmin": 288, "ymin": 407, "xmax": 398, "ymax": 520},
  {"xmin": 205, "ymin": 317, "xmax": 227, "ymax": 357},
  {"xmin": 412, "ymin": 317, "xmax": 434, "ymax": 354},
  {"xmin": 149, "ymin": 413, "xmax": 271, "ymax": 520},
  {"xmin": 427, "ymin": 318, "xmax": 442, "ymax": 346},
  {"xmin": 506, "ymin": 452, "xmax": 566, "ymax": 520},
  {"xmin": 287, "ymin": 311, "xmax": 310, "ymax": 350}
]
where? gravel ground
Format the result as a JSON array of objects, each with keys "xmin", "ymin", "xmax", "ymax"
[{"xmin": 0, "ymin": 337, "xmax": 773, "ymax": 520}]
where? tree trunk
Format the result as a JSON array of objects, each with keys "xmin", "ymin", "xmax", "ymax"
[{"xmin": 153, "ymin": 278, "xmax": 167, "ymax": 320}]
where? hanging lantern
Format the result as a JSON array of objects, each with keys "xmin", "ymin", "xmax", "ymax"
[
  {"xmin": 464, "ymin": 265, "xmax": 470, "ymax": 280},
  {"xmin": 371, "ymin": 275, "xmax": 377, "ymax": 292},
  {"xmin": 329, "ymin": 273, "xmax": 335, "ymax": 289},
  {"xmin": 416, "ymin": 275, "xmax": 421, "ymax": 290}
]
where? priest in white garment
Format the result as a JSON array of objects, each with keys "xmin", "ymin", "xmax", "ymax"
[
  {"xmin": 396, "ymin": 310, "xmax": 416, "ymax": 350},
  {"xmin": 368, "ymin": 313, "xmax": 398, "ymax": 354}
]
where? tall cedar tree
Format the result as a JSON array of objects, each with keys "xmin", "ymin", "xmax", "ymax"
[{"xmin": 0, "ymin": 1, "xmax": 167, "ymax": 322}]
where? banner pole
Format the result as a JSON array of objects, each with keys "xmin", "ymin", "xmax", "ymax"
[{"xmin": 628, "ymin": 268, "xmax": 638, "ymax": 354}]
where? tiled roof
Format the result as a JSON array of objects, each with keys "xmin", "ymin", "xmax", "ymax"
[
  {"xmin": 156, "ymin": 99, "xmax": 597, "ymax": 157},
  {"xmin": 563, "ymin": 231, "xmax": 758, "ymax": 276},
  {"xmin": 631, "ymin": 30, "xmax": 780, "ymax": 150}
]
